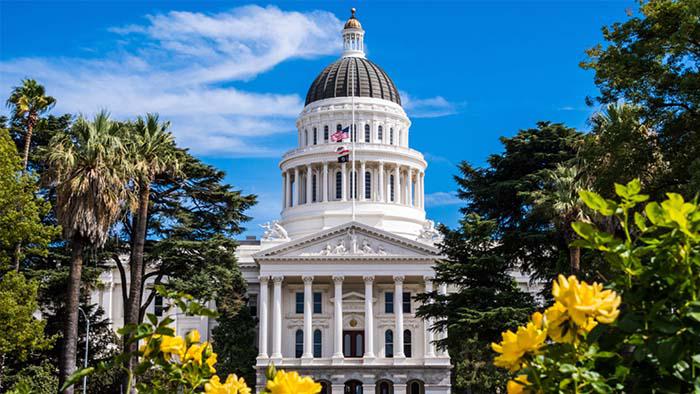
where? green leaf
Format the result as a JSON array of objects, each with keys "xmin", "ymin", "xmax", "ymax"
[
  {"xmin": 580, "ymin": 190, "xmax": 614, "ymax": 215},
  {"xmin": 645, "ymin": 202, "xmax": 665, "ymax": 225},
  {"xmin": 614, "ymin": 182, "xmax": 629, "ymax": 199},
  {"xmin": 59, "ymin": 367, "xmax": 95, "ymax": 391},
  {"xmin": 572, "ymin": 221, "xmax": 596, "ymax": 240},
  {"xmin": 634, "ymin": 212, "xmax": 648, "ymax": 232}
]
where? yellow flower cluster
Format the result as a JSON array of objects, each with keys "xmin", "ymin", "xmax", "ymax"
[
  {"xmin": 506, "ymin": 375, "xmax": 532, "ymax": 394},
  {"xmin": 546, "ymin": 275, "xmax": 621, "ymax": 343},
  {"xmin": 265, "ymin": 370, "xmax": 322, "ymax": 394},
  {"xmin": 492, "ymin": 312, "xmax": 547, "ymax": 372},
  {"xmin": 205, "ymin": 374, "xmax": 251, "ymax": 394}
]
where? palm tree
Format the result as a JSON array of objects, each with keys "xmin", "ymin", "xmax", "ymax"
[
  {"xmin": 529, "ymin": 163, "xmax": 589, "ymax": 274},
  {"xmin": 6, "ymin": 79, "xmax": 56, "ymax": 169},
  {"xmin": 44, "ymin": 111, "xmax": 129, "ymax": 394},
  {"xmin": 123, "ymin": 113, "xmax": 178, "ymax": 380}
]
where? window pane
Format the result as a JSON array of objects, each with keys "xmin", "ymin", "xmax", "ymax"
[
  {"xmin": 324, "ymin": 126, "xmax": 329, "ymax": 142},
  {"xmin": 365, "ymin": 172, "xmax": 371, "ymax": 199},
  {"xmin": 248, "ymin": 294, "xmax": 257, "ymax": 317},
  {"xmin": 296, "ymin": 292, "xmax": 304, "ymax": 314},
  {"xmin": 313, "ymin": 128, "xmax": 317, "ymax": 145},
  {"xmin": 313, "ymin": 292, "xmax": 322, "ymax": 314},
  {"xmin": 385, "ymin": 292, "xmax": 394, "ymax": 314},
  {"xmin": 356, "ymin": 333, "xmax": 364, "ymax": 357},
  {"xmin": 403, "ymin": 292, "xmax": 411, "ymax": 313},
  {"xmin": 312, "ymin": 174, "xmax": 317, "ymax": 202},
  {"xmin": 314, "ymin": 330, "xmax": 322, "ymax": 357},
  {"xmin": 385, "ymin": 330, "xmax": 393, "ymax": 358},
  {"xmin": 295, "ymin": 330, "xmax": 303, "ymax": 358},
  {"xmin": 343, "ymin": 333, "xmax": 351, "ymax": 357},
  {"xmin": 404, "ymin": 329, "xmax": 412, "ymax": 357}
]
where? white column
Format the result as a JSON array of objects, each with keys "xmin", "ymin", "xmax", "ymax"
[
  {"xmin": 423, "ymin": 276, "xmax": 435, "ymax": 358},
  {"xmin": 363, "ymin": 275, "xmax": 375, "ymax": 361},
  {"xmin": 322, "ymin": 162, "xmax": 329, "ymax": 202},
  {"xmin": 360, "ymin": 161, "xmax": 366, "ymax": 201},
  {"xmin": 378, "ymin": 162, "xmax": 384, "ymax": 202},
  {"xmin": 394, "ymin": 275, "xmax": 405, "ymax": 359},
  {"xmin": 302, "ymin": 276, "xmax": 314, "ymax": 362},
  {"xmin": 293, "ymin": 167, "xmax": 300, "ymax": 207},
  {"xmin": 285, "ymin": 171, "xmax": 291, "ymax": 208},
  {"xmin": 420, "ymin": 172, "xmax": 425, "ymax": 208},
  {"xmin": 407, "ymin": 168, "xmax": 414, "ymax": 207},
  {"xmin": 271, "ymin": 276, "xmax": 283, "ymax": 360},
  {"xmin": 341, "ymin": 163, "xmax": 347, "ymax": 201},
  {"xmin": 281, "ymin": 173, "xmax": 286, "ymax": 209},
  {"xmin": 438, "ymin": 283, "xmax": 449, "ymax": 357},
  {"xmin": 257, "ymin": 276, "xmax": 270, "ymax": 360},
  {"xmin": 306, "ymin": 165, "xmax": 313, "ymax": 204},
  {"xmin": 394, "ymin": 166, "xmax": 400, "ymax": 204},
  {"xmin": 332, "ymin": 275, "xmax": 344, "ymax": 363}
]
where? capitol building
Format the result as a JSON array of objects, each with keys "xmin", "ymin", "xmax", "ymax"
[{"xmin": 91, "ymin": 9, "xmax": 453, "ymax": 394}]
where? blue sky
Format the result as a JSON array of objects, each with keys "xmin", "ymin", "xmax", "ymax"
[{"xmin": 0, "ymin": 1, "xmax": 635, "ymax": 237}]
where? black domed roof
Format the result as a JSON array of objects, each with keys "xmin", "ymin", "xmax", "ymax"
[{"xmin": 305, "ymin": 57, "xmax": 401, "ymax": 106}]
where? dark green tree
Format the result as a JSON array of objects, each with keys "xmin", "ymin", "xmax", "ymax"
[
  {"xmin": 416, "ymin": 216, "xmax": 534, "ymax": 393},
  {"xmin": 581, "ymin": 0, "xmax": 700, "ymax": 196},
  {"xmin": 455, "ymin": 122, "xmax": 583, "ymax": 287}
]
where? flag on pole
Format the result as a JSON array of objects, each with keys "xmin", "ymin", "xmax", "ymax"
[
  {"xmin": 338, "ymin": 155, "xmax": 349, "ymax": 163},
  {"xmin": 331, "ymin": 126, "xmax": 350, "ymax": 142},
  {"xmin": 335, "ymin": 145, "xmax": 349, "ymax": 155}
]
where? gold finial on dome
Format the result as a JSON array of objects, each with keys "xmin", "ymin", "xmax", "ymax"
[{"xmin": 344, "ymin": 7, "xmax": 362, "ymax": 29}]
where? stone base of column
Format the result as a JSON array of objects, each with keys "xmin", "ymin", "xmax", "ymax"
[
  {"xmin": 331, "ymin": 354, "xmax": 345, "ymax": 365},
  {"xmin": 300, "ymin": 355, "xmax": 314, "ymax": 365},
  {"xmin": 255, "ymin": 355, "xmax": 269, "ymax": 366},
  {"xmin": 423, "ymin": 356, "xmax": 448, "ymax": 366},
  {"xmin": 270, "ymin": 354, "xmax": 283, "ymax": 365},
  {"xmin": 362, "ymin": 354, "xmax": 375, "ymax": 364},
  {"xmin": 392, "ymin": 355, "xmax": 406, "ymax": 365}
]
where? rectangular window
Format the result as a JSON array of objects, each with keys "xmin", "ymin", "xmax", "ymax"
[
  {"xmin": 312, "ymin": 174, "xmax": 317, "ymax": 202},
  {"xmin": 403, "ymin": 292, "xmax": 411, "ymax": 313},
  {"xmin": 313, "ymin": 127, "xmax": 317, "ymax": 145},
  {"xmin": 295, "ymin": 292, "xmax": 304, "ymax": 314},
  {"xmin": 154, "ymin": 295, "xmax": 164, "ymax": 317},
  {"xmin": 385, "ymin": 292, "xmax": 394, "ymax": 314},
  {"xmin": 313, "ymin": 292, "xmax": 322, "ymax": 314},
  {"xmin": 248, "ymin": 294, "xmax": 258, "ymax": 317},
  {"xmin": 313, "ymin": 330, "xmax": 322, "ymax": 357}
]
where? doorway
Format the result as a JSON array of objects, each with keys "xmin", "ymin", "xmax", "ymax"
[
  {"xmin": 345, "ymin": 380, "xmax": 363, "ymax": 394},
  {"xmin": 343, "ymin": 330, "xmax": 364, "ymax": 358}
]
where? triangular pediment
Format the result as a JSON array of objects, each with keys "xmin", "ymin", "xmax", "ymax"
[{"xmin": 254, "ymin": 222, "xmax": 440, "ymax": 260}]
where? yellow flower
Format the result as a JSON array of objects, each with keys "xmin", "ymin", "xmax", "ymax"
[
  {"xmin": 507, "ymin": 375, "xmax": 532, "ymax": 394},
  {"xmin": 492, "ymin": 312, "xmax": 547, "ymax": 372},
  {"xmin": 206, "ymin": 353, "xmax": 217, "ymax": 373},
  {"xmin": 160, "ymin": 335, "xmax": 186, "ymax": 360},
  {"xmin": 265, "ymin": 370, "xmax": 322, "ymax": 394},
  {"xmin": 186, "ymin": 329, "xmax": 201, "ymax": 344},
  {"xmin": 205, "ymin": 374, "xmax": 251, "ymax": 394},
  {"xmin": 185, "ymin": 341, "xmax": 208, "ymax": 365}
]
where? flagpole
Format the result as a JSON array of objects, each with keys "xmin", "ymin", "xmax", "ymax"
[{"xmin": 351, "ymin": 60, "xmax": 356, "ymax": 221}]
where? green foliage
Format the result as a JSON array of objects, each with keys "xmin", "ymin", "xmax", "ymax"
[
  {"xmin": 455, "ymin": 121, "xmax": 583, "ymax": 290},
  {"xmin": 5, "ymin": 361, "xmax": 58, "ymax": 394},
  {"xmin": 416, "ymin": 215, "xmax": 535, "ymax": 393},
  {"xmin": 0, "ymin": 129, "xmax": 58, "ymax": 270},
  {"xmin": 573, "ymin": 179, "xmax": 700, "ymax": 391},
  {"xmin": 582, "ymin": 0, "xmax": 700, "ymax": 196}
]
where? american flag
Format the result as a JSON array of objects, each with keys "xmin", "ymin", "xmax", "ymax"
[{"xmin": 331, "ymin": 126, "xmax": 350, "ymax": 142}]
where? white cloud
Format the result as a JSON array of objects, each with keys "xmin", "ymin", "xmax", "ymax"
[
  {"xmin": 400, "ymin": 91, "xmax": 461, "ymax": 118},
  {"xmin": 424, "ymin": 191, "xmax": 462, "ymax": 207},
  {"xmin": 0, "ymin": 5, "xmax": 342, "ymax": 156}
]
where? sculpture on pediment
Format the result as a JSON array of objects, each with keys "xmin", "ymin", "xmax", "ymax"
[
  {"xmin": 318, "ymin": 242, "xmax": 333, "ymax": 255},
  {"xmin": 360, "ymin": 238, "xmax": 374, "ymax": 254},
  {"xmin": 260, "ymin": 220, "xmax": 290, "ymax": 241},
  {"xmin": 333, "ymin": 239, "xmax": 347, "ymax": 255},
  {"xmin": 376, "ymin": 245, "xmax": 387, "ymax": 255},
  {"xmin": 417, "ymin": 219, "xmax": 444, "ymax": 243}
]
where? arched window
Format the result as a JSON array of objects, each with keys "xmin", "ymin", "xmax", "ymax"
[
  {"xmin": 364, "ymin": 171, "xmax": 372, "ymax": 199},
  {"xmin": 404, "ymin": 329, "xmax": 412, "ymax": 357},
  {"xmin": 312, "ymin": 174, "xmax": 317, "ymax": 202},
  {"xmin": 335, "ymin": 171, "xmax": 342, "ymax": 200},
  {"xmin": 313, "ymin": 329, "xmax": 322, "ymax": 358},
  {"xmin": 378, "ymin": 126, "xmax": 383, "ymax": 142},
  {"xmin": 389, "ymin": 175, "xmax": 395, "ymax": 202},
  {"xmin": 385, "ymin": 329, "xmax": 394, "ymax": 358},
  {"xmin": 295, "ymin": 329, "xmax": 303, "ymax": 358},
  {"xmin": 377, "ymin": 380, "xmax": 394, "ymax": 394},
  {"xmin": 345, "ymin": 380, "xmax": 363, "ymax": 394},
  {"xmin": 319, "ymin": 380, "xmax": 331, "ymax": 394},
  {"xmin": 364, "ymin": 124, "xmax": 370, "ymax": 142},
  {"xmin": 313, "ymin": 127, "xmax": 318, "ymax": 145},
  {"xmin": 389, "ymin": 128, "xmax": 394, "ymax": 145},
  {"xmin": 406, "ymin": 380, "xmax": 424, "ymax": 394},
  {"xmin": 324, "ymin": 126, "xmax": 329, "ymax": 142},
  {"xmin": 337, "ymin": 124, "xmax": 342, "ymax": 132}
]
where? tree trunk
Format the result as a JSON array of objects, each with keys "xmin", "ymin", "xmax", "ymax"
[
  {"xmin": 123, "ymin": 181, "xmax": 150, "ymax": 391},
  {"xmin": 21, "ymin": 114, "xmax": 35, "ymax": 170},
  {"xmin": 59, "ymin": 236, "xmax": 84, "ymax": 394},
  {"xmin": 570, "ymin": 246, "xmax": 581, "ymax": 274}
]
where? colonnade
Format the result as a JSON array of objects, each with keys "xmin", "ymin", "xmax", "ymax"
[
  {"xmin": 281, "ymin": 161, "xmax": 425, "ymax": 209},
  {"xmin": 257, "ymin": 275, "xmax": 448, "ymax": 363}
]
